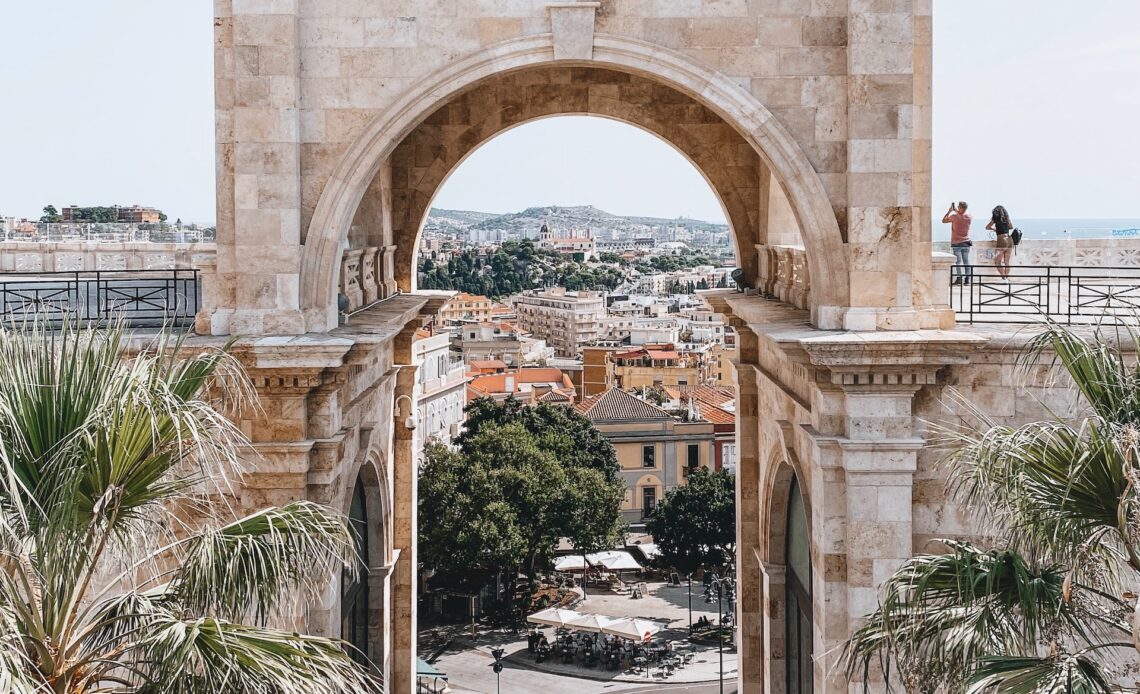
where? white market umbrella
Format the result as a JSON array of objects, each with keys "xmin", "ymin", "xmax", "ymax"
[
  {"xmin": 589, "ymin": 550, "xmax": 642, "ymax": 572},
  {"xmin": 554, "ymin": 555, "xmax": 589, "ymax": 572},
  {"xmin": 565, "ymin": 613, "xmax": 619, "ymax": 633},
  {"xmin": 602, "ymin": 617, "xmax": 663, "ymax": 642},
  {"xmin": 527, "ymin": 608, "xmax": 583, "ymax": 627},
  {"xmin": 634, "ymin": 543, "xmax": 659, "ymax": 560}
]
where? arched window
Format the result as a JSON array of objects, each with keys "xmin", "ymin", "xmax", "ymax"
[
  {"xmin": 342, "ymin": 478, "xmax": 369, "ymax": 664},
  {"xmin": 786, "ymin": 475, "xmax": 812, "ymax": 694}
]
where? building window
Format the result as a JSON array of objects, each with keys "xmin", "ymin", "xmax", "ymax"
[
  {"xmin": 642, "ymin": 445, "xmax": 655, "ymax": 468},
  {"xmin": 687, "ymin": 443, "xmax": 699, "ymax": 470},
  {"xmin": 341, "ymin": 479, "xmax": 369, "ymax": 665},
  {"xmin": 642, "ymin": 486, "xmax": 657, "ymax": 515}
]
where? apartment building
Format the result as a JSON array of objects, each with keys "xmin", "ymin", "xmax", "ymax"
[
  {"xmin": 413, "ymin": 327, "xmax": 468, "ymax": 448},
  {"xmin": 574, "ymin": 388, "xmax": 715, "ymax": 525},
  {"xmin": 438, "ymin": 292, "xmax": 496, "ymax": 324},
  {"xmin": 512, "ymin": 288, "xmax": 605, "ymax": 358}
]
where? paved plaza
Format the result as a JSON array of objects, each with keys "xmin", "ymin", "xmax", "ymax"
[{"xmin": 427, "ymin": 583, "xmax": 738, "ymax": 693}]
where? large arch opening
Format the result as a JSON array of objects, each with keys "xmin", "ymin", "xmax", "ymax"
[{"xmin": 300, "ymin": 35, "xmax": 850, "ymax": 334}]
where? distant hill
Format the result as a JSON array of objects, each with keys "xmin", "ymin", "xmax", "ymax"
[{"xmin": 426, "ymin": 205, "xmax": 728, "ymax": 236}]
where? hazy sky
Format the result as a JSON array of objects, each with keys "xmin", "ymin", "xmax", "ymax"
[{"xmin": 1, "ymin": 1, "xmax": 1138, "ymax": 224}]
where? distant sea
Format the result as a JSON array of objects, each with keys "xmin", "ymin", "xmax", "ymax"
[{"xmin": 931, "ymin": 218, "xmax": 1140, "ymax": 242}]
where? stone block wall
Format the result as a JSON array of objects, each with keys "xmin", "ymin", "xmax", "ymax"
[
  {"xmin": 213, "ymin": 0, "xmax": 947, "ymax": 334},
  {"xmin": 0, "ymin": 242, "xmax": 215, "ymax": 272}
]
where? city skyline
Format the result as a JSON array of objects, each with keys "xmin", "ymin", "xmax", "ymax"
[{"xmin": 2, "ymin": 2, "xmax": 1139, "ymax": 224}]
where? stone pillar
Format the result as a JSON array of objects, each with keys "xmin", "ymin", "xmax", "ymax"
[
  {"xmin": 389, "ymin": 358, "xmax": 419, "ymax": 694},
  {"xmin": 212, "ymin": 0, "xmax": 305, "ymax": 336},
  {"xmin": 836, "ymin": 376, "xmax": 926, "ymax": 633},
  {"xmin": 735, "ymin": 325, "xmax": 763, "ymax": 694}
]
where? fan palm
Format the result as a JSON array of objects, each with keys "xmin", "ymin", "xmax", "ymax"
[
  {"xmin": 841, "ymin": 322, "xmax": 1140, "ymax": 694},
  {"xmin": 0, "ymin": 319, "xmax": 382, "ymax": 693}
]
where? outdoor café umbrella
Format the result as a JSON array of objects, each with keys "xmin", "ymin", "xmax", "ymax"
[
  {"xmin": 565, "ymin": 613, "xmax": 619, "ymax": 633},
  {"xmin": 602, "ymin": 617, "xmax": 662, "ymax": 642},
  {"xmin": 589, "ymin": 550, "xmax": 642, "ymax": 572},
  {"xmin": 527, "ymin": 608, "xmax": 583, "ymax": 627},
  {"xmin": 554, "ymin": 555, "xmax": 590, "ymax": 572}
]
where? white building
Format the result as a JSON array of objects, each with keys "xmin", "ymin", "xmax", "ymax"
[
  {"xmin": 512, "ymin": 287, "xmax": 605, "ymax": 357},
  {"xmin": 413, "ymin": 327, "xmax": 468, "ymax": 448}
]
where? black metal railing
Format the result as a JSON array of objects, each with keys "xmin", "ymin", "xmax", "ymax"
[
  {"xmin": 0, "ymin": 269, "xmax": 200, "ymax": 329},
  {"xmin": 950, "ymin": 265, "xmax": 1140, "ymax": 325}
]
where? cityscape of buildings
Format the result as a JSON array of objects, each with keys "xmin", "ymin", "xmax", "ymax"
[{"xmin": 408, "ymin": 206, "xmax": 741, "ymax": 523}]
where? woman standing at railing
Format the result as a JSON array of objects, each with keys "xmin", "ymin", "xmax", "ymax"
[
  {"xmin": 986, "ymin": 205, "xmax": 1014, "ymax": 280},
  {"xmin": 942, "ymin": 201, "xmax": 973, "ymax": 285}
]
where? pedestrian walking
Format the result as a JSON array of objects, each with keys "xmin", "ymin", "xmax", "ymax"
[{"xmin": 942, "ymin": 201, "xmax": 973, "ymax": 284}]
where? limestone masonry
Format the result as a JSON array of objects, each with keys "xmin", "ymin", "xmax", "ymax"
[{"xmin": 205, "ymin": 3, "xmax": 1075, "ymax": 694}]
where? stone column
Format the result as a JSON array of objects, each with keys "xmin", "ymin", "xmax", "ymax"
[
  {"xmin": 734, "ymin": 324, "xmax": 764, "ymax": 694},
  {"xmin": 213, "ymin": 0, "xmax": 305, "ymax": 336},
  {"xmin": 831, "ymin": 368, "xmax": 934, "ymax": 691},
  {"xmin": 389, "ymin": 359, "xmax": 419, "ymax": 694}
]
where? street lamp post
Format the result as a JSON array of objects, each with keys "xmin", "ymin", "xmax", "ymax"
[
  {"xmin": 687, "ymin": 572, "xmax": 693, "ymax": 633},
  {"xmin": 704, "ymin": 571, "xmax": 737, "ymax": 694}
]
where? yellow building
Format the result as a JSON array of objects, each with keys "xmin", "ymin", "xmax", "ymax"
[
  {"xmin": 574, "ymin": 388, "xmax": 714, "ymax": 525},
  {"xmin": 438, "ymin": 292, "xmax": 495, "ymax": 324}
]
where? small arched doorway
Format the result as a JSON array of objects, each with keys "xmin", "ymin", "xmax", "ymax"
[
  {"xmin": 785, "ymin": 475, "xmax": 812, "ymax": 694},
  {"xmin": 342, "ymin": 477, "xmax": 370, "ymax": 665}
]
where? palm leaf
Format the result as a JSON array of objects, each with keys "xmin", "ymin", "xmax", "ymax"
[{"xmin": 174, "ymin": 501, "xmax": 357, "ymax": 622}]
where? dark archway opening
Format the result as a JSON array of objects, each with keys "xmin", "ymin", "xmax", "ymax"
[
  {"xmin": 785, "ymin": 475, "xmax": 813, "ymax": 694},
  {"xmin": 342, "ymin": 477, "xmax": 370, "ymax": 665}
]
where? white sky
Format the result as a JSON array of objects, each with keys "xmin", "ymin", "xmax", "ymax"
[{"xmin": 1, "ymin": 1, "xmax": 1138, "ymax": 224}]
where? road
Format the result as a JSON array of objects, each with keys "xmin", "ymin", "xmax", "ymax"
[{"xmin": 433, "ymin": 645, "xmax": 736, "ymax": 694}]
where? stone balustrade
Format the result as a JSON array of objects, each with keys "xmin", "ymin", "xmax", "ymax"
[
  {"xmin": 755, "ymin": 244, "xmax": 811, "ymax": 310},
  {"xmin": 0, "ymin": 241, "xmax": 215, "ymax": 272},
  {"xmin": 339, "ymin": 247, "xmax": 395, "ymax": 313}
]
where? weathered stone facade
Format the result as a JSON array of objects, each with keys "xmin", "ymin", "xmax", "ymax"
[{"xmin": 204, "ymin": 3, "xmax": 1053, "ymax": 694}]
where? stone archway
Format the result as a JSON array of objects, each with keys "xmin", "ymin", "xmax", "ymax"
[{"xmin": 299, "ymin": 33, "xmax": 849, "ymax": 333}]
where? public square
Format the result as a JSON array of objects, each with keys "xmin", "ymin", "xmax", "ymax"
[{"xmin": 427, "ymin": 582, "xmax": 738, "ymax": 693}]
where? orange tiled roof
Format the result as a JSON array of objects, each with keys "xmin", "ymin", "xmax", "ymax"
[{"xmin": 646, "ymin": 350, "xmax": 680, "ymax": 361}]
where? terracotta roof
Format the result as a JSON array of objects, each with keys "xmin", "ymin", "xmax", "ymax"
[
  {"xmin": 695, "ymin": 405, "xmax": 735, "ymax": 425},
  {"xmin": 575, "ymin": 388, "xmax": 671, "ymax": 422},
  {"xmin": 667, "ymin": 385, "xmax": 735, "ymax": 407},
  {"xmin": 538, "ymin": 390, "xmax": 571, "ymax": 403},
  {"xmin": 646, "ymin": 350, "xmax": 680, "ymax": 360},
  {"xmin": 453, "ymin": 292, "xmax": 489, "ymax": 302},
  {"xmin": 469, "ymin": 359, "xmax": 508, "ymax": 371}
]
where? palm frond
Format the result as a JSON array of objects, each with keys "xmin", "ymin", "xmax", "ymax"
[
  {"xmin": 174, "ymin": 501, "xmax": 357, "ymax": 622},
  {"xmin": 967, "ymin": 653, "xmax": 1118, "ymax": 694},
  {"xmin": 132, "ymin": 613, "xmax": 382, "ymax": 694},
  {"xmin": 839, "ymin": 541, "xmax": 1091, "ymax": 692}
]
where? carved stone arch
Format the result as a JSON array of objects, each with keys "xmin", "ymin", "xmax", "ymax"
[
  {"xmin": 337, "ymin": 428, "xmax": 394, "ymax": 672},
  {"xmin": 300, "ymin": 33, "xmax": 849, "ymax": 333},
  {"xmin": 760, "ymin": 433, "xmax": 815, "ymax": 694}
]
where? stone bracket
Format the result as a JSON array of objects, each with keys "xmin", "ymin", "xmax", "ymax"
[{"xmin": 548, "ymin": 2, "xmax": 600, "ymax": 60}]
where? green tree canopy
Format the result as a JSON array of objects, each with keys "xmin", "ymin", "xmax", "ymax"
[
  {"xmin": 40, "ymin": 204, "xmax": 61, "ymax": 223},
  {"xmin": 420, "ymin": 398, "xmax": 625, "ymax": 581},
  {"xmin": 842, "ymin": 322, "xmax": 1140, "ymax": 694},
  {"xmin": 645, "ymin": 468, "xmax": 735, "ymax": 575}
]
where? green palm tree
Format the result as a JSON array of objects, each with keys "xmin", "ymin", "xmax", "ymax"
[
  {"xmin": 841, "ymin": 322, "xmax": 1140, "ymax": 694},
  {"xmin": 0, "ymin": 319, "xmax": 381, "ymax": 693}
]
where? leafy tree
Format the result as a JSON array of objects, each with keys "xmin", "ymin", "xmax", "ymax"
[
  {"xmin": 421, "ymin": 399, "xmax": 625, "ymax": 583},
  {"xmin": 158, "ymin": 211, "xmax": 169, "ymax": 222},
  {"xmin": 40, "ymin": 204, "xmax": 61, "ymax": 223},
  {"xmin": 0, "ymin": 319, "xmax": 379, "ymax": 693},
  {"xmin": 842, "ymin": 322, "xmax": 1140, "ymax": 694},
  {"xmin": 645, "ymin": 468, "xmax": 735, "ymax": 575}
]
